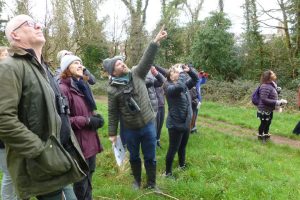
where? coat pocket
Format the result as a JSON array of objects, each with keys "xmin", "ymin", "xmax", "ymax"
[{"xmin": 26, "ymin": 136, "xmax": 72, "ymax": 181}]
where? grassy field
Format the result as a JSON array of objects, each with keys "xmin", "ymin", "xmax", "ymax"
[
  {"xmin": 91, "ymin": 101, "xmax": 300, "ymax": 200},
  {"xmin": 2, "ymin": 101, "xmax": 300, "ymax": 199},
  {"xmin": 199, "ymin": 102, "xmax": 300, "ymax": 138}
]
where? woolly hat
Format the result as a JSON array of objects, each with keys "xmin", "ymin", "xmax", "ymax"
[
  {"xmin": 60, "ymin": 55, "xmax": 82, "ymax": 73},
  {"xmin": 56, "ymin": 50, "xmax": 73, "ymax": 63},
  {"xmin": 103, "ymin": 56, "xmax": 123, "ymax": 76}
]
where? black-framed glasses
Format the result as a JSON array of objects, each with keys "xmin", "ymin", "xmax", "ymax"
[{"xmin": 13, "ymin": 20, "xmax": 44, "ymax": 32}]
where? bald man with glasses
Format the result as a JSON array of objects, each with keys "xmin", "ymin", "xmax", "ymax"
[{"xmin": 0, "ymin": 14, "xmax": 88, "ymax": 200}]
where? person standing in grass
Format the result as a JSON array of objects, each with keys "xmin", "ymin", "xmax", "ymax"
[
  {"xmin": 0, "ymin": 14, "xmax": 88, "ymax": 200},
  {"xmin": 0, "ymin": 46, "xmax": 18, "ymax": 200},
  {"xmin": 190, "ymin": 69, "xmax": 208, "ymax": 133},
  {"xmin": 163, "ymin": 64, "xmax": 198, "ymax": 176},
  {"xmin": 257, "ymin": 70, "xmax": 287, "ymax": 142},
  {"xmin": 59, "ymin": 55, "xmax": 104, "ymax": 200},
  {"xmin": 146, "ymin": 66, "xmax": 165, "ymax": 148},
  {"xmin": 103, "ymin": 26, "xmax": 167, "ymax": 190}
]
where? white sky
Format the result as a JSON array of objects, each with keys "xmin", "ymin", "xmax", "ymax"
[
  {"xmin": 98, "ymin": 0, "xmax": 282, "ymax": 39},
  {"xmin": 2, "ymin": 0, "xmax": 282, "ymax": 38}
]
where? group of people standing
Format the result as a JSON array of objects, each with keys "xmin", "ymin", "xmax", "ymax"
[
  {"xmin": 0, "ymin": 13, "xmax": 292, "ymax": 200},
  {"xmin": 0, "ymin": 14, "xmax": 103, "ymax": 200},
  {"xmin": 103, "ymin": 26, "xmax": 209, "ymax": 190},
  {"xmin": 0, "ymin": 14, "xmax": 209, "ymax": 200}
]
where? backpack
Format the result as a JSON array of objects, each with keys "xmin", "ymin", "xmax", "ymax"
[{"xmin": 251, "ymin": 86, "xmax": 260, "ymax": 106}]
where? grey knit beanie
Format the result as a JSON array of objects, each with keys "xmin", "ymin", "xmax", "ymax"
[
  {"xmin": 56, "ymin": 50, "xmax": 73, "ymax": 63},
  {"xmin": 60, "ymin": 55, "xmax": 82, "ymax": 73},
  {"xmin": 103, "ymin": 56, "xmax": 123, "ymax": 76}
]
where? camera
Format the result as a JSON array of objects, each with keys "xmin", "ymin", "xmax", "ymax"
[
  {"xmin": 56, "ymin": 95, "xmax": 70, "ymax": 115},
  {"xmin": 123, "ymin": 86, "xmax": 141, "ymax": 114}
]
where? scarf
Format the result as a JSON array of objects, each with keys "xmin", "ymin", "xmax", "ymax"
[
  {"xmin": 111, "ymin": 73, "xmax": 131, "ymax": 85},
  {"xmin": 73, "ymin": 77, "xmax": 97, "ymax": 111}
]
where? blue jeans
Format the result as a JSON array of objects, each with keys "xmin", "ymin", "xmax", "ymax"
[
  {"xmin": 62, "ymin": 185, "xmax": 77, "ymax": 200},
  {"xmin": 35, "ymin": 185, "xmax": 76, "ymax": 200},
  {"xmin": 0, "ymin": 148, "xmax": 18, "ymax": 200},
  {"xmin": 124, "ymin": 121, "xmax": 156, "ymax": 166}
]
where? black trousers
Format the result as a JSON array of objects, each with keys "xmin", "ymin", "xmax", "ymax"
[
  {"xmin": 156, "ymin": 106, "xmax": 165, "ymax": 140},
  {"xmin": 165, "ymin": 128, "xmax": 190, "ymax": 174},
  {"xmin": 74, "ymin": 155, "xmax": 96, "ymax": 200},
  {"xmin": 257, "ymin": 111, "xmax": 273, "ymax": 135}
]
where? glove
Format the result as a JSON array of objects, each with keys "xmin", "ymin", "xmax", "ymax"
[
  {"xmin": 277, "ymin": 99, "xmax": 287, "ymax": 106},
  {"xmin": 88, "ymin": 115, "xmax": 104, "ymax": 130}
]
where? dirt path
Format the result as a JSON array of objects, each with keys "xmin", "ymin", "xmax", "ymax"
[
  {"xmin": 201, "ymin": 117, "xmax": 300, "ymax": 148},
  {"xmin": 95, "ymin": 95, "xmax": 300, "ymax": 149}
]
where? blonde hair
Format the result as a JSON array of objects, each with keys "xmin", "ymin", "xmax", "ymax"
[{"xmin": 166, "ymin": 63, "xmax": 184, "ymax": 81}]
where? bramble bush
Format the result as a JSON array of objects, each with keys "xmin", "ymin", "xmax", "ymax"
[
  {"xmin": 202, "ymin": 80, "xmax": 298, "ymax": 111},
  {"xmin": 91, "ymin": 78, "xmax": 298, "ymax": 111}
]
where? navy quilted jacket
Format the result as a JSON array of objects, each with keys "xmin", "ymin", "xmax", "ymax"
[{"xmin": 258, "ymin": 82, "xmax": 278, "ymax": 112}]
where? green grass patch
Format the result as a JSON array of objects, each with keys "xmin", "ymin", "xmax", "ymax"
[
  {"xmin": 92, "ymin": 101, "xmax": 300, "ymax": 199},
  {"xmin": 2, "ymin": 101, "xmax": 300, "ymax": 199},
  {"xmin": 199, "ymin": 101, "xmax": 300, "ymax": 138}
]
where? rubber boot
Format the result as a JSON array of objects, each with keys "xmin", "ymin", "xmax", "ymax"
[
  {"xmin": 130, "ymin": 161, "xmax": 141, "ymax": 190},
  {"xmin": 145, "ymin": 163, "xmax": 158, "ymax": 190}
]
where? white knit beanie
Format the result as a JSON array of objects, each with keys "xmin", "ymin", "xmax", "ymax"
[{"xmin": 60, "ymin": 55, "xmax": 82, "ymax": 73}]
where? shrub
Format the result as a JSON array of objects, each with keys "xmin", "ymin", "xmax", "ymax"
[
  {"xmin": 202, "ymin": 80, "xmax": 298, "ymax": 110},
  {"xmin": 91, "ymin": 79, "xmax": 108, "ymax": 96}
]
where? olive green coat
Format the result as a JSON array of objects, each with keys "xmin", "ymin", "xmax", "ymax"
[
  {"xmin": 0, "ymin": 47, "xmax": 87, "ymax": 199},
  {"xmin": 107, "ymin": 42, "xmax": 159, "ymax": 135}
]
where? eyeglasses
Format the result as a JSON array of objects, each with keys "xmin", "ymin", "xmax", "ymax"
[{"xmin": 13, "ymin": 20, "xmax": 44, "ymax": 32}]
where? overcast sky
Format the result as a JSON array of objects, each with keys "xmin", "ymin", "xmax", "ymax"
[
  {"xmin": 3, "ymin": 0, "xmax": 281, "ymax": 37},
  {"xmin": 98, "ymin": 0, "xmax": 281, "ymax": 37}
]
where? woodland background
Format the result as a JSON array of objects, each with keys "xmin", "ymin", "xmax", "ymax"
[{"xmin": 0, "ymin": 0, "xmax": 299, "ymax": 108}]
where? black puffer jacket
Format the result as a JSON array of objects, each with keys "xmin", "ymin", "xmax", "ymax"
[
  {"xmin": 145, "ymin": 71, "xmax": 165, "ymax": 113},
  {"xmin": 164, "ymin": 69, "xmax": 198, "ymax": 130}
]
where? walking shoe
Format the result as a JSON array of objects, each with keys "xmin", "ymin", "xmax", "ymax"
[
  {"xmin": 264, "ymin": 133, "xmax": 271, "ymax": 140},
  {"xmin": 190, "ymin": 127, "xmax": 197, "ymax": 134},
  {"xmin": 179, "ymin": 164, "xmax": 187, "ymax": 170},
  {"xmin": 156, "ymin": 140, "xmax": 162, "ymax": 149},
  {"xmin": 162, "ymin": 172, "xmax": 175, "ymax": 179}
]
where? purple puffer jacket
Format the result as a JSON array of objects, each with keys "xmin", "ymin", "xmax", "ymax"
[
  {"xmin": 257, "ymin": 82, "xmax": 278, "ymax": 112},
  {"xmin": 60, "ymin": 77, "xmax": 103, "ymax": 159}
]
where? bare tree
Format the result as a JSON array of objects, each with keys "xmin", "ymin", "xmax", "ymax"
[
  {"xmin": 15, "ymin": 0, "xmax": 31, "ymax": 15},
  {"xmin": 219, "ymin": 0, "xmax": 224, "ymax": 13},
  {"xmin": 256, "ymin": 0, "xmax": 299, "ymax": 77},
  {"xmin": 120, "ymin": 0, "xmax": 149, "ymax": 66}
]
